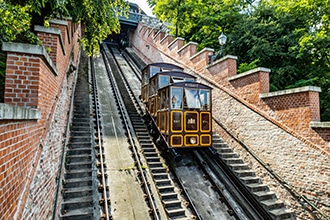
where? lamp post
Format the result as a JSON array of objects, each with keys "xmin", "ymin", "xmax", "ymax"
[{"xmin": 208, "ymin": 32, "xmax": 227, "ymax": 64}]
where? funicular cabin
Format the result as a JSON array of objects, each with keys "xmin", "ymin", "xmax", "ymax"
[{"xmin": 141, "ymin": 63, "xmax": 213, "ymax": 148}]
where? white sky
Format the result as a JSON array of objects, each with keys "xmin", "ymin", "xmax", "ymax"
[{"xmin": 129, "ymin": 0, "xmax": 154, "ymax": 16}]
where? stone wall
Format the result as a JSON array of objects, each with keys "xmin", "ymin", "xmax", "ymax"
[
  {"xmin": 0, "ymin": 19, "xmax": 80, "ymax": 220},
  {"xmin": 130, "ymin": 22, "xmax": 330, "ymax": 218}
]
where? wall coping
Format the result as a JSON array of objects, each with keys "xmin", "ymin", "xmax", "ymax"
[
  {"xmin": 160, "ymin": 34, "xmax": 173, "ymax": 44},
  {"xmin": 260, "ymin": 86, "xmax": 322, "ymax": 99},
  {"xmin": 2, "ymin": 42, "xmax": 58, "ymax": 76},
  {"xmin": 310, "ymin": 121, "xmax": 330, "ymax": 128},
  {"xmin": 168, "ymin": 37, "xmax": 184, "ymax": 49},
  {"xmin": 0, "ymin": 103, "xmax": 40, "ymax": 120},
  {"xmin": 34, "ymin": 25, "xmax": 66, "ymax": 55},
  {"xmin": 229, "ymin": 67, "xmax": 271, "ymax": 81},
  {"xmin": 49, "ymin": 19, "xmax": 68, "ymax": 26},
  {"xmin": 190, "ymin": 47, "xmax": 214, "ymax": 60},
  {"xmin": 177, "ymin": 41, "xmax": 198, "ymax": 53},
  {"xmin": 206, "ymin": 55, "xmax": 238, "ymax": 68},
  {"xmin": 49, "ymin": 19, "xmax": 70, "ymax": 44},
  {"xmin": 153, "ymin": 30, "xmax": 163, "ymax": 40}
]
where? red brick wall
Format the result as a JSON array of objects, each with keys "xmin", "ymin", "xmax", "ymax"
[
  {"xmin": 0, "ymin": 20, "xmax": 81, "ymax": 220},
  {"xmin": 4, "ymin": 53, "xmax": 41, "ymax": 107},
  {"xmin": 0, "ymin": 121, "xmax": 41, "ymax": 219},
  {"xmin": 37, "ymin": 32, "xmax": 60, "ymax": 66}
]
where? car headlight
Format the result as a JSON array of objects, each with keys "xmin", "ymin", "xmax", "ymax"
[{"xmin": 190, "ymin": 137, "xmax": 197, "ymax": 144}]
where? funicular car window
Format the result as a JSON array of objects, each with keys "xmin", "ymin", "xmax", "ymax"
[
  {"xmin": 161, "ymin": 68, "xmax": 172, "ymax": 72},
  {"xmin": 159, "ymin": 75, "xmax": 170, "ymax": 88},
  {"xmin": 199, "ymin": 89, "xmax": 210, "ymax": 110},
  {"xmin": 150, "ymin": 66, "xmax": 160, "ymax": 77},
  {"xmin": 184, "ymin": 88, "xmax": 202, "ymax": 109},
  {"xmin": 171, "ymin": 87, "xmax": 183, "ymax": 109},
  {"xmin": 171, "ymin": 77, "xmax": 184, "ymax": 83}
]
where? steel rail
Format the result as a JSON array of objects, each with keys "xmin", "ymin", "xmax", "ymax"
[
  {"xmin": 90, "ymin": 56, "xmax": 110, "ymax": 220},
  {"xmin": 101, "ymin": 45, "xmax": 160, "ymax": 220},
  {"xmin": 119, "ymin": 48, "xmax": 142, "ymax": 82},
  {"xmin": 120, "ymin": 46, "xmax": 206, "ymax": 220},
  {"xmin": 192, "ymin": 150, "xmax": 249, "ymax": 220}
]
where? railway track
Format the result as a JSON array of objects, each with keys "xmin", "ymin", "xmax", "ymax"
[
  {"xmin": 106, "ymin": 43, "xmax": 248, "ymax": 219},
  {"xmin": 122, "ymin": 45, "xmax": 294, "ymax": 220},
  {"xmin": 59, "ymin": 42, "xmax": 293, "ymax": 220},
  {"xmin": 102, "ymin": 43, "xmax": 194, "ymax": 219}
]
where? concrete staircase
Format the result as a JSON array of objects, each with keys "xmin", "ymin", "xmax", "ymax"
[
  {"xmin": 60, "ymin": 59, "xmax": 98, "ymax": 220},
  {"xmin": 213, "ymin": 134, "xmax": 294, "ymax": 220}
]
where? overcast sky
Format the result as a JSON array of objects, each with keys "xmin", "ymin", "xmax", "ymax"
[{"xmin": 129, "ymin": 0, "xmax": 154, "ymax": 16}]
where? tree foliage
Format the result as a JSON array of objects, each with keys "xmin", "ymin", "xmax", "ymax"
[
  {"xmin": 0, "ymin": 0, "xmax": 39, "ymax": 44},
  {"xmin": 1, "ymin": 0, "xmax": 129, "ymax": 55},
  {"xmin": 151, "ymin": 0, "xmax": 244, "ymax": 51},
  {"xmin": 68, "ymin": 0, "xmax": 129, "ymax": 55},
  {"xmin": 149, "ymin": 0, "xmax": 330, "ymax": 120}
]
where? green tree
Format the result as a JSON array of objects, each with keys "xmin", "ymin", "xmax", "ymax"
[
  {"xmin": 151, "ymin": 0, "xmax": 244, "ymax": 51},
  {"xmin": 1, "ymin": 0, "xmax": 128, "ymax": 101},
  {"xmin": 149, "ymin": 0, "xmax": 330, "ymax": 120},
  {"xmin": 68, "ymin": 0, "xmax": 129, "ymax": 55},
  {"xmin": 1, "ymin": 0, "xmax": 129, "ymax": 55},
  {"xmin": 228, "ymin": 0, "xmax": 330, "ymax": 120},
  {"xmin": 0, "ymin": 0, "xmax": 39, "ymax": 44}
]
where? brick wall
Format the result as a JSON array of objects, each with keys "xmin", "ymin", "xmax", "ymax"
[
  {"xmin": 130, "ymin": 22, "xmax": 330, "ymax": 218},
  {"xmin": 0, "ymin": 19, "xmax": 80, "ymax": 220}
]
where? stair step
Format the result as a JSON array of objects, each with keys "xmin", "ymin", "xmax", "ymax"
[
  {"xmin": 62, "ymin": 186, "xmax": 93, "ymax": 199},
  {"xmin": 67, "ymin": 148, "xmax": 92, "ymax": 155},
  {"xmin": 148, "ymin": 162, "xmax": 163, "ymax": 168},
  {"xmin": 158, "ymin": 185, "xmax": 175, "ymax": 193},
  {"xmin": 66, "ymin": 162, "xmax": 92, "ymax": 170},
  {"xmin": 161, "ymin": 192, "xmax": 178, "ymax": 200},
  {"xmin": 146, "ymin": 157, "xmax": 161, "ymax": 162},
  {"xmin": 155, "ymin": 179, "xmax": 171, "ymax": 186},
  {"xmin": 61, "ymin": 208, "xmax": 94, "ymax": 220},
  {"xmin": 61, "ymin": 196, "xmax": 93, "ymax": 210},
  {"xmin": 166, "ymin": 208, "xmax": 186, "ymax": 218},
  {"xmin": 68, "ymin": 142, "xmax": 91, "ymax": 148},
  {"xmin": 234, "ymin": 169, "xmax": 255, "ymax": 177},
  {"xmin": 269, "ymin": 207, "xmax": 294, "ymax": 219},
  {"xmin": 64, "ymin": 169, "xmax": 92, "ymax": 179},
  {"xmin": 219, "ymin": 152, "xmax": 239, "ymax": 158},
  {"xmin": 228, "ymin": 163, "xmax": 249, "ymax": 170},
  {"xmin": 240, "ymin": 176, "xmax": 261, "ymax": 184},
  {"xmin": 163, "ymin": 199, "xmax": 182, "ymax": 208},
  {"xmin": 68, "ymin": 154, "xmax": 92, "ymax": 163},
  {"xmin": 144, "ymin": 152, "xmax": 158, "ymax": 157},
  {"xmin": 253, "ymin": 191, "xmax": 276, "ymax": 201},
  {"xmin": 223, "ymin": 158, "xmax": 243, "ymax": 164},
  {"xmin": 246, "ymin": 183, "xmax": 269, "ymax": 192},
  {"xmin": 215, "ymin": 147, "xmax": 233, "ymax": 153},
  {"xmin": 63, "ymin": 177, "xmax": 93, "ymax": 188},
  {"xmin": 151, "ymin": 167, "xmax": 167, "ymax": 173},
  {"xmin": 153, "ymin": 173, "xmax": 168, "ymax": 179},
  {"xmin": 261, "ymin": 199, "xmax": 286, "ymax": 210},
  {"xmin": 142, "ymin": 147, "xmax": 156, "ymax": 153}
]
